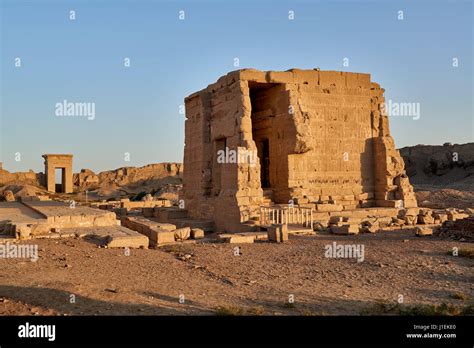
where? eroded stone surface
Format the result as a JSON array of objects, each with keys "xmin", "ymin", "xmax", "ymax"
[
  {"xmin": 3, "ymin": 190, "xmax": 15, "ymax": 202},
  {"xmin": 182, "ymin": 69, "xmax": 417, "ymax": 231},
  {"xmin": 55, "ymin": 225, "xmax": 149, "ymax": 248},
  {"xmin": 267, "ymin": 224, "xmax": 288, "ymax": 243}
]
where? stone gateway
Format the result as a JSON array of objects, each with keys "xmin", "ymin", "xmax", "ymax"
[{"xmin": 42, "ymin": 154, "xmax": 73, "ymax": 193}]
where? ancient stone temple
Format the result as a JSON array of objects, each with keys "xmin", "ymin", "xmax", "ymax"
[
  {"xmin": 42, "ymin": 154, "xmax": 73, "ymax": 193},
  {"xmin": 182, "ymin": 69, "xmax": 417, "ymax": 231}
]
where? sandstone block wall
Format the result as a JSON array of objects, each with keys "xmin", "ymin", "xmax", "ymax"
[{"xmin": 183, "ymin": 69, "xmax": 417, "ymax": 231}]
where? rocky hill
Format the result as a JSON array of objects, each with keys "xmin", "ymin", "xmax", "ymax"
[
  {"xmin": 399, "ymin": 143, "xmax": 474, "ymax": 208},
  {"xmin": 74, "ymin": 163, "xmax": 183, "ymax": 200},
  {"xmin": 0, "ymin": 163, "xmax": 183, "ymax": 201},
  {"xmin": 399, "ymin": 143, "xmax": 474, "ymax": 191},
  {"xmin": 0, "ymin": 165, "xmax": 42, "ymax": 187}
]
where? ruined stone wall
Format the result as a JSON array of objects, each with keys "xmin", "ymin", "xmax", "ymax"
[
  {"xmin": 284, "ymin": 72, "xmax": 375, "ymax": 208},
  {"xmin": 371, "ymin": 83, "xmax": 417, "ymax": 208},
  {"xmin": 183, "ymin": 69, "xmax": 416, "ymax": 231},
  {"xmin": 183, "ymin": 78, "xmax": 247, "ymax": 230}
]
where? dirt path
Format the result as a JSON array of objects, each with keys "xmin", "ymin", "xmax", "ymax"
[{"xmin": 0, "ymin": 230, "xmax": 472, "ymax": 315}]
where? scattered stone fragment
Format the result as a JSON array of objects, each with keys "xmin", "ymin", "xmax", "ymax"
[
  {"xmin": 3, "ymin": 190, "xmax": 15, "ymax": 202},
  {"xmin": 312, "ymin": 222, "xmax": 325, "ymax": 232},
  {"xmin": 376, "ymin": 217, "xmax": 392, "ymax": 228},
  {"xmin": 415, "ymin": 226, "xmax": 433, "ymax": 236},
  {"xmin": 105, "ymin": 288, "xmax": 118, "ymax": 293},
  {"xmin": 105, "ymin": 233, "xmax": 148, "ymax": 249},
  {"xmin": 267, "ymin": 224, "xmax": 288, "ymax": 243},
  {"xmin": 174, "ymin": 227, "xmax": 191, "ymax": 241},
  {"xmin": 392, "ymin": 218, "xmax": 406, "ymax": 226},
  {"xmin": 360, "ymin": 225, "xmax": 378, "ymax": 233},
  {"xmin": 219, "ymin": 234, "xmax": 254, "ymax": 244},
  {"xmin": 403, "ymin": 215, "xmax": 417, "ymax": 225},
  {"xmin": 154, "ymin": 230, "xmax": 176, "ymax": 246},
  {"xmin": 191, "ymin": 228, "xmax": 205, "ymax": 239},
  {"xmin": 418, "ymin": 214, "xmax": 434, "ymax": 224},
  {"xmin": 434, "ymin": 216, "xmax": 474, "ymax": 242},
  {"xmin": 432, "ymin": 212, "xmax": 448, "ymax": 224},
  {"xmin": 331, "ymin": 224, "xmax": 359, "ymax": 235}
]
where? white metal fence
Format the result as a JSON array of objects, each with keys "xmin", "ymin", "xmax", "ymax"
[{"xmin": 259, "ymin": 206, "xmax": 313, "ymax": 229}]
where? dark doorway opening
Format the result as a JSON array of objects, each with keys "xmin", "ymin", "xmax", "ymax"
[
  {"xmin": 55, "ymin": 168, "xmax": 65, "ymax": 193},
  {"xmin": 260, "ymin": 138, "xmax": 270, "ymax": 188},
  {"xmin": 249, "ymin": 82, "xmax": 281, "ymax": 191}
]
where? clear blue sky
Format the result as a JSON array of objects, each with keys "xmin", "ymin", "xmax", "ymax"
[{"xmin": 1, "ymin": 0, "xmax": 472, "ymax": 173}]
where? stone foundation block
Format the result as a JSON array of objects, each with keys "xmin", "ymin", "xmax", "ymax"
[
  {"xmin": 191, "ymin": 228, "xmax": 205, "ymax": 239},
  {"xmin": 174, "ymin": 227, "xmax": 191, "ymax": 241},
  {"xmin": 331, "ymin": 224, "xmax": 359, "ymax": 235},
  {"xmin": 267, "ymin": 224, "xmax": 288, "ymax": 243},
  {"xmin": 415, "ymin": 226, "xmax": 433, "ymax": 236}
]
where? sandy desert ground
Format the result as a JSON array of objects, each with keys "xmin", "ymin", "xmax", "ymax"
[{"xmin": 1, "ymin": 229, "xmax": 472, "ymax": 316}]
